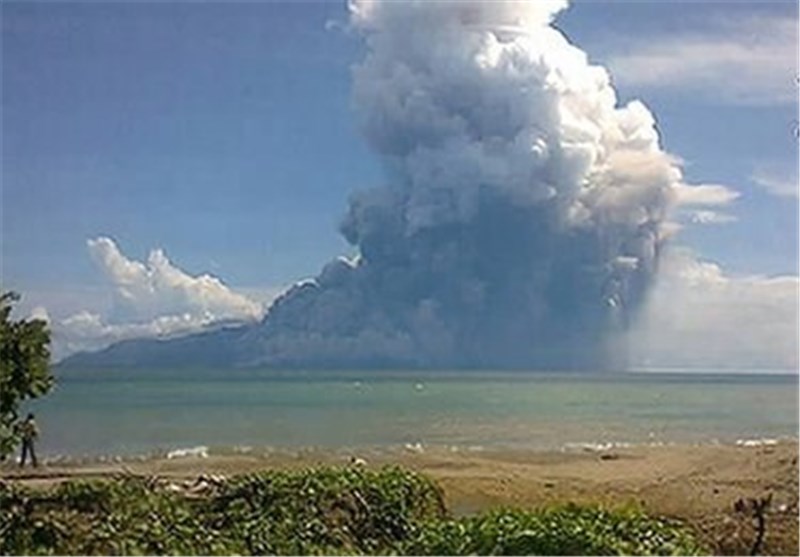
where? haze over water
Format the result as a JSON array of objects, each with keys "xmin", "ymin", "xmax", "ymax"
[{"xmin": 31, "ymin": 369, "xmax": 798, "ymax": 458}]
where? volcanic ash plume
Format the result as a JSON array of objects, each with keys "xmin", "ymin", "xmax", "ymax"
[{"xmin": 244, "ymin": 0, "xmax": 682, "ymax": 369}]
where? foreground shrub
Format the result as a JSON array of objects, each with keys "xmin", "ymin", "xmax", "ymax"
[
  {"xmin": 402, "ymin": 506, "xmax": 704, "ymax": 556},
  {"xmin": 0, "ymin": 468, "xmax": 704, "ymax": 555},
  {"xmin": 1, "ymin": 478, "xmax": 239, "ymax": 555},
  {"xmin": 207, "ymin": 465, "xmax": 446, "ymax": 554}
]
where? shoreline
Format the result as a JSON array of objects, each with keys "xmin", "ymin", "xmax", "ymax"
[
  {"xmin": 3, "ymin": 439, "xmax": 798, "ymax": 553},
  {"xmin": 10, "ymin": 434, "xmax": 797, "ymax": 467},
  {"xmin": 4, "ymin": 439, "xmax": 796, "ymax": 509}
]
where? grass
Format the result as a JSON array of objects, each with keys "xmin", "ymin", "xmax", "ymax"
[{"xmin": 0, "ymin": 466, "xmax": 704, "ymax": 555}]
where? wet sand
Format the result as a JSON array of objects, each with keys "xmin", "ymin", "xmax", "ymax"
[{"xmin": 2, "ymin": 441, "xmax": 798, "ymax": 555}]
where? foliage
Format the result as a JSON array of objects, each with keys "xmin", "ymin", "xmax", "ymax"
[
  {"xmin": 0, "ymin": 291, "xmax": 53, "ymax": 459},
  {"xmin": 0, "ymin": 466, "xmax": 705, "ymax": 556},
  {"xmin": 1, "ymin": 478, "xmax": 241, "ymax": 555},
  {"xmin": 208, "ymin": 465, "xmax": 446, "ymax": 554},
  {"xmin": 401, "ymin": 506, "xmax": 705, "ymax": 556}
]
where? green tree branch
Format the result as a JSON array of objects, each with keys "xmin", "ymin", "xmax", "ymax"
[{"xmin": 0, "ymin": 291, "xmax": 54, "ymax": 459}]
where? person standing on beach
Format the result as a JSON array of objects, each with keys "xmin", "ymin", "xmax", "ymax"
[{"xmin": 18, "ymin": 413, "xmax": 39, "ymax": 468}]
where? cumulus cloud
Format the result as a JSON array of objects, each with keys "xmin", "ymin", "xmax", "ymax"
[
  {"xmin": 51, "ymin": 237, "xmax": 263, "ymax": 360},
  {"xmin": 236, "ymin": 0, "xmax": 729, "ymax": 370},
  {"xmin": 607, "ymin": 14, "xmax": 798, "ymax": 106},
  {"xmin": 54, "ymin": 310, "xmax": 222, "ymax": 361},
  {"xmin": 87, "ymin": 237, "xmax": 261, "ymax": 324},
  {"xmin": 629, "ymin": 249, "xmax": 798, "ymax": 371}
]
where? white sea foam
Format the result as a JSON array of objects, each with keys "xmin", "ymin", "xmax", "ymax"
[
  {"xmin": 562, "ymin": 441, "xmax": 633, "ymax": 452},
  {"xmin": 166, "ymin": 445, "xmax": 209, "ymax": 459},
  {"xmin": 735, "ymin": 438, "xmax": 779, "ymax": 448},
  {"xmin": 404, "ymin": 442, "xmax": 425, "ymax": 453}
]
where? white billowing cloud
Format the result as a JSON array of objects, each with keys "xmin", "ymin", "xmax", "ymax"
[
  {"xmin": 348, "ymin": 0, "xmax": 738, "ymax": 239},
  {"xmin": 629, "ymin": 250, "xmax": 799, "ymax": 371},
  {"xmin": 607, "ymin": 14, "xmax": 798, "ymax": 106},
  {"xmin": 50, "ymin": 237, "xmax": 265, "ymax": 360},
  {"xmin": 54, "ymin": 310, "xmax": 224, "ymax": 361},
  {"xmin": 752, "ymin": 166, "xmax": 799, "ymax": 198},
  {"xmin": 349, "ymin": 0, "xmax": 569, "ymax": 31},
  {"xmin": 87, "ymin": 237, "xmax": 261, "ymax": 324},
  {"xmin": 349, "ymin": 0, "xmax": 685, "ymax": 235}
]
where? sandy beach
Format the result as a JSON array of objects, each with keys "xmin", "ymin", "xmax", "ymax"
[{"xmin": 3, "ymin": 440, "xmax": 797, "ymax": 555}]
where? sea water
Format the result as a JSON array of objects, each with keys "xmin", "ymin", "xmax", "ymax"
[{"xmin": 28, "ymin": 368, "xmax": 798, "ymax": 458}]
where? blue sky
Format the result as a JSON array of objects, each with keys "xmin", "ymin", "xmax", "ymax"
[
  {"xmin": 1, "ymin": 0, "xmax": 798, "ymax": 365},
  {"xmin": 3, "ymin": 1, "xmax": 373, "ymax": 293}
]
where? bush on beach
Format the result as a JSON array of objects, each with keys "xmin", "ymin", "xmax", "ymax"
[
  {"xmin": 0, "ymin": 466, "xmax": 703, "ymax": 555},
  {"xmin": 399, "ymin": 506, "xmax": 703, "ymax": 555},
  {"xmin": 207, "ymin": 466, "xmax": 447, "ymax": 554}
]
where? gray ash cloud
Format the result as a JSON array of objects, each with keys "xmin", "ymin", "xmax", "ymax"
[{"xmin": 241, "ymin": 0, "xmax": 683, "ymax": 370}]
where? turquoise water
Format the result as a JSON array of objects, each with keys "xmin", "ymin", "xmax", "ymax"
[{"xmin": 30, "ymin": 369, "xmax": 798, "ymax": 458}]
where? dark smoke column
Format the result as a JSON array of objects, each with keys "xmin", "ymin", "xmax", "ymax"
[{"xmin": 243, "ymin": 0, "xmax": 683, "ymax": 370}]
